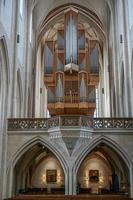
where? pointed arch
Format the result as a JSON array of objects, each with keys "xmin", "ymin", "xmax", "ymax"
[
  {"xmin": 72, "ymin": 135, "xmax": 132, "ymax": 195},
  {"xmin": 74, "ymin": 136, "xmax": 132, "ymax": 175},
  {"xmin": 6, "ymin": 136, "xmax": 69, "ymax": 196},
  {"xmin": 37, "ymin": 3, "xmax": 106, "ymax": 46},
  {"xmin": 8, "ymin": 136, "xmax": 68, "ymax": 172}
]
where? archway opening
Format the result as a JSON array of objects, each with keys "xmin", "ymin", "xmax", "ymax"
[
  {"xmin": 13, "ymin": 143, "xmax": 65, "ymax": 195},
  {"xmin": 77, "ymin": 143, "xmax": 129, "ymax": 195}
]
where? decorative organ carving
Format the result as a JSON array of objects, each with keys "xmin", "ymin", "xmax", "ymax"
[{"xmin": 44, "ymin": 9, "xmax": 99, "ymax": 116}]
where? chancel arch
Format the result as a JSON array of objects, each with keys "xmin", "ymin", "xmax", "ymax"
[{"xmin": 73, "ymin": 137, "xmax": 132, "ymax": 195}]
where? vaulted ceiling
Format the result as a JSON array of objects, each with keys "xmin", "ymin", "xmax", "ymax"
[{"xmin": 31, "ymin": 0, "xmax": 114, "ymax": 43}]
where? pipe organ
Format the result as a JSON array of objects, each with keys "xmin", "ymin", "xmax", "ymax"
[{"xmin": 44, "ymin": 9, "xmax": 99, "ymax": 116}]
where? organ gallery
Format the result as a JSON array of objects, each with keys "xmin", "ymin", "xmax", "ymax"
[{"xmin": 44, "ymin": 8, "xmax": 100, "ymax": 116}]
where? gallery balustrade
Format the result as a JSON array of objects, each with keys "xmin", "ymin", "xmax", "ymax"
[{"xmin": 8, "ymin": 116, "xmax": 133, "ymax": 131}]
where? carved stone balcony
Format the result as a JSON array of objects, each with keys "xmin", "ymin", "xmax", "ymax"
[
  {"xmin": 7, "ymin": 117, "xmax": 133, "ymax": 154},
  {"xmin": 8, "ymin": 116, "xmax": 133, "ymax": 131}
]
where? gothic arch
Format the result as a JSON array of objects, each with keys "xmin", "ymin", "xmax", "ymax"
[
  {"xmin": 37, "ymin": 2, "xmax": 106, "ymax": 46},
  {"xmin": 72, "ymin": 136, "xmax": 132, "ymax": 194},
  {"xmin": 33, "ymin": 0, "xmax": 113, "ymax": 32},
  {"xmin": 74, "ymin": 136, "xmax": 132, "ymax": 174},
  {"xmin": 7, "ymin": 136, "xmax": 69, "ymax": 196},
  {"xmin": 11, "ymin": 136, "xmax": 68, "ymax": 171}
]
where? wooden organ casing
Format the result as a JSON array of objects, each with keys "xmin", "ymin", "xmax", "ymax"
[{"xmin": 44, "ymin": 9, "xmax": 99, "ymax": 116}]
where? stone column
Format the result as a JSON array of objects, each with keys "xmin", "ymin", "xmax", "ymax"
[
  {"xmin": 121, "ymin": 0, "xmax": 132, "ymax": 116},
  {"xmin": 7, "ymin": 166, "xmax": 13, "ymax": 198},
  {"xmin": 111, "ymin": 6, "xmax": 120, "ymax": 117},
  {"xmin": 130, "ymin": 165, "xmax": 133, "ymax": 198},
  {"xmin": 34, "ymin": 44, "xmax": 42, "ymax": 117},
  {"xmin": 68, "ymin": 165, "xmax": 73, "ymax": 195},
  {"xmin": 65, "ymin": 170, "xmax": 69, "ymax": 195},
  {"xmin": 72, "ymin": 170, "xmax": 77, "ymax": 195},
  {"xmin": 11, "ymin": 1, "xmax": 19, "ymax": 117}
]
